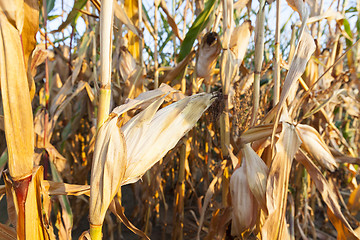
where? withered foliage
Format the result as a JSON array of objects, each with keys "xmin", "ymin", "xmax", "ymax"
[{"xmin": 0, "ymin": 0, "xmax": 360, "ymax": 239}]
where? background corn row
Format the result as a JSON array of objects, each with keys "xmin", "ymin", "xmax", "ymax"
[{"xmin": 0, "ymin": 0, "xmax": 360, "ymax": 239}]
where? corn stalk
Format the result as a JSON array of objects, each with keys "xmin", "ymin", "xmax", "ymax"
[
  {"xmin": 90, "ymin": 0, "xmax": 115, "ymax": 238},
  {"xmin": 251, "ymin": 0, "xmax": 265, "ymax": 126}
]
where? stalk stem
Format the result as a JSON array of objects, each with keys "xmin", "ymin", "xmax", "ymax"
[
  {"xmin": 251, "ymin": 0, "xmax": 265, "ymax": 126},
  {"xmin": 90, "ymin": 224, "xmax": 103, "ymax": 240},
  {"xmin": 273, "ymin": 0, "xmax": 281, "ymax": 105}
]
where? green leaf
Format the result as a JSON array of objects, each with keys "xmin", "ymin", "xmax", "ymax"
[
  {"xmin": 47, "ymin": 14, "xmax": 61, "ymax": 21},
  {"xmin": 46, "ymin": 0, "xmax": 56, "ymax": 14},
  {"xmin": 177, "ymin": 0, "xmax": 217, "ymax": 62},
  {"xmin": 343, "ymin": 18, "xmax": 353, "ymax": 47},
  {"xmin": 53, "ymin": 0, "xmax": 88, "ymax": 33},
  {"xmin": 0, "ymin": 149, "xmax": 8, "ymax": 170},
  {"xmin": 50, "ymin": 161, "xmax": 74, "ymax": 228}
]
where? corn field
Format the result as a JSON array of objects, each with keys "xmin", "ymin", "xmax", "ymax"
[{"xmin": 0, "ymin": 0, "xmax": 360, "ymax": 239}]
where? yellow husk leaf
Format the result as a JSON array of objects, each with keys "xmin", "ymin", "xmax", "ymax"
[
  {"xmin": 240, "ymin": 123, "xmax": 282, "ymax": 145},
  {"xmin": 89, "ymin": 116, "xmax": 127, "ymax": 226},
  {"xmin": 230, "ymin": 160, "xmax": 258, "ymax": 236},
  {"xmin": 229, "ymin": 20, "xmax": 252, "ymax": 64},
  {"xmin": 242, "ymin": 143, "xmax": 268, "ymax": 212},
  {"xmin": 296, "ymin": 123, "xmax": 337, "ymax": 171}
]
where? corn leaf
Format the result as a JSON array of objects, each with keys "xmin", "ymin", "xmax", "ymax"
[
  {"xmin": 54, "ymin": 0, "xmax": 88, "ymax": 33},
  {"xmin": 177, "ymin": 0, "xmax": 216, "ymax": 62},
  {"xmin": 297, "ymin": 149, "xmax": 358, "ymax": 239},
  {"xmin": 262, "ymin": 123, "xmax": 302, "ymax": 240},
  {"xmin": 0, "ymin": 10, "xmax": 34, "ymax": 179}
]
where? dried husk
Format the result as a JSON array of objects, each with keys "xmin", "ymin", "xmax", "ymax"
[
  {"xmin": 196, "ymin": 32, "xmax": 221, "ymax": 78},
  {"xmin": 242, "ymin": 143, "xmax": 268, "ymax": 212},
  {"xmin": 89, "ymin": 116, "xmax": 127, "ymax": 226},
  {"xmin": 296, "ymin": 123, "xmax": 337, "ymax": 171},
  {"xmin": 230, "ymin": 160, "xmax": 258, "ymax": 236},
  {"xmin": 118, "ymin": 46, "xmax": 137, "ymax": 81},
  {"xmin": 229, "ymin": 20, "xmax": 252, "ymax": 64},
  {"xmin": 121, "ymin": 92, "xmax": 216, "ymax": 185}
]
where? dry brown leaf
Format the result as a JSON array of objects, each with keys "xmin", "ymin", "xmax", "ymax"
[
  {"xmin": 163, "ymin": 50, "xmax": 196, "ymax": 85},
  {"xmin": 262, "ymin": 123, "xmax": 302, "ymax": 240},
  {"xmin": 42, "ymin": 181, "xmax": 90, "ymax": 196},
  {"xmin": 0, "ymin": 223, "xmax": 16, "ymax": 240},
  {"xmin": 160, "ymin": 0, "xmax": 183, "ymax": 42},
  {"xmin": 327, "ymin": 208, "xmax": 359, "ymax": 240},
  {"xmin": 285, "ymin": 0, "xmax": 306, "ymax": 19},
  {"xmin": 46, "ymin": 144, "xmax": 71, "ymax": 180},
  {"xmin": 197, "ymin": 160, "xmax": 226, "ymax": 240},
  {"xmin": 272, "ymin": 22, "xmax": 315, "ymax": 147},
  {"xmin": 78, "ymin": 230, "xmax": 91, "ymax": 240},
  {"xmin": 234, "ymin": 0, "xmax": 250, "ymax": 10},
  {"xmin": 109, "ymin": 196, "xmax": 150, "ymax": 240},
  {"xmin": 297, "ymin": 149, "xmax": 359, "ymax": 239},
  {"xmin": 30, "ymin": 44, "xmax": 51, "ymax": 77}
]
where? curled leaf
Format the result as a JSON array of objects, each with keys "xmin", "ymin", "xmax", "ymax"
[{"xmin": 296, "ymin": 124, "xmax": 337, "ymax": 171}]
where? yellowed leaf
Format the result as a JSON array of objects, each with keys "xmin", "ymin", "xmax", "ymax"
[
  {"xmin": 0, "ymin": 9, "xmax": 34, "ymax": 179},
  {"xmin": 348, "ymin": 185, "xmax": 360, "ymax": 215},
  {"xmin": 42, "ymin": 181, "xmax": 90, "ymax": 197},
  {"xmin": 262, "ymin": 123, "xmax": 302, "ymax": 240}
]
